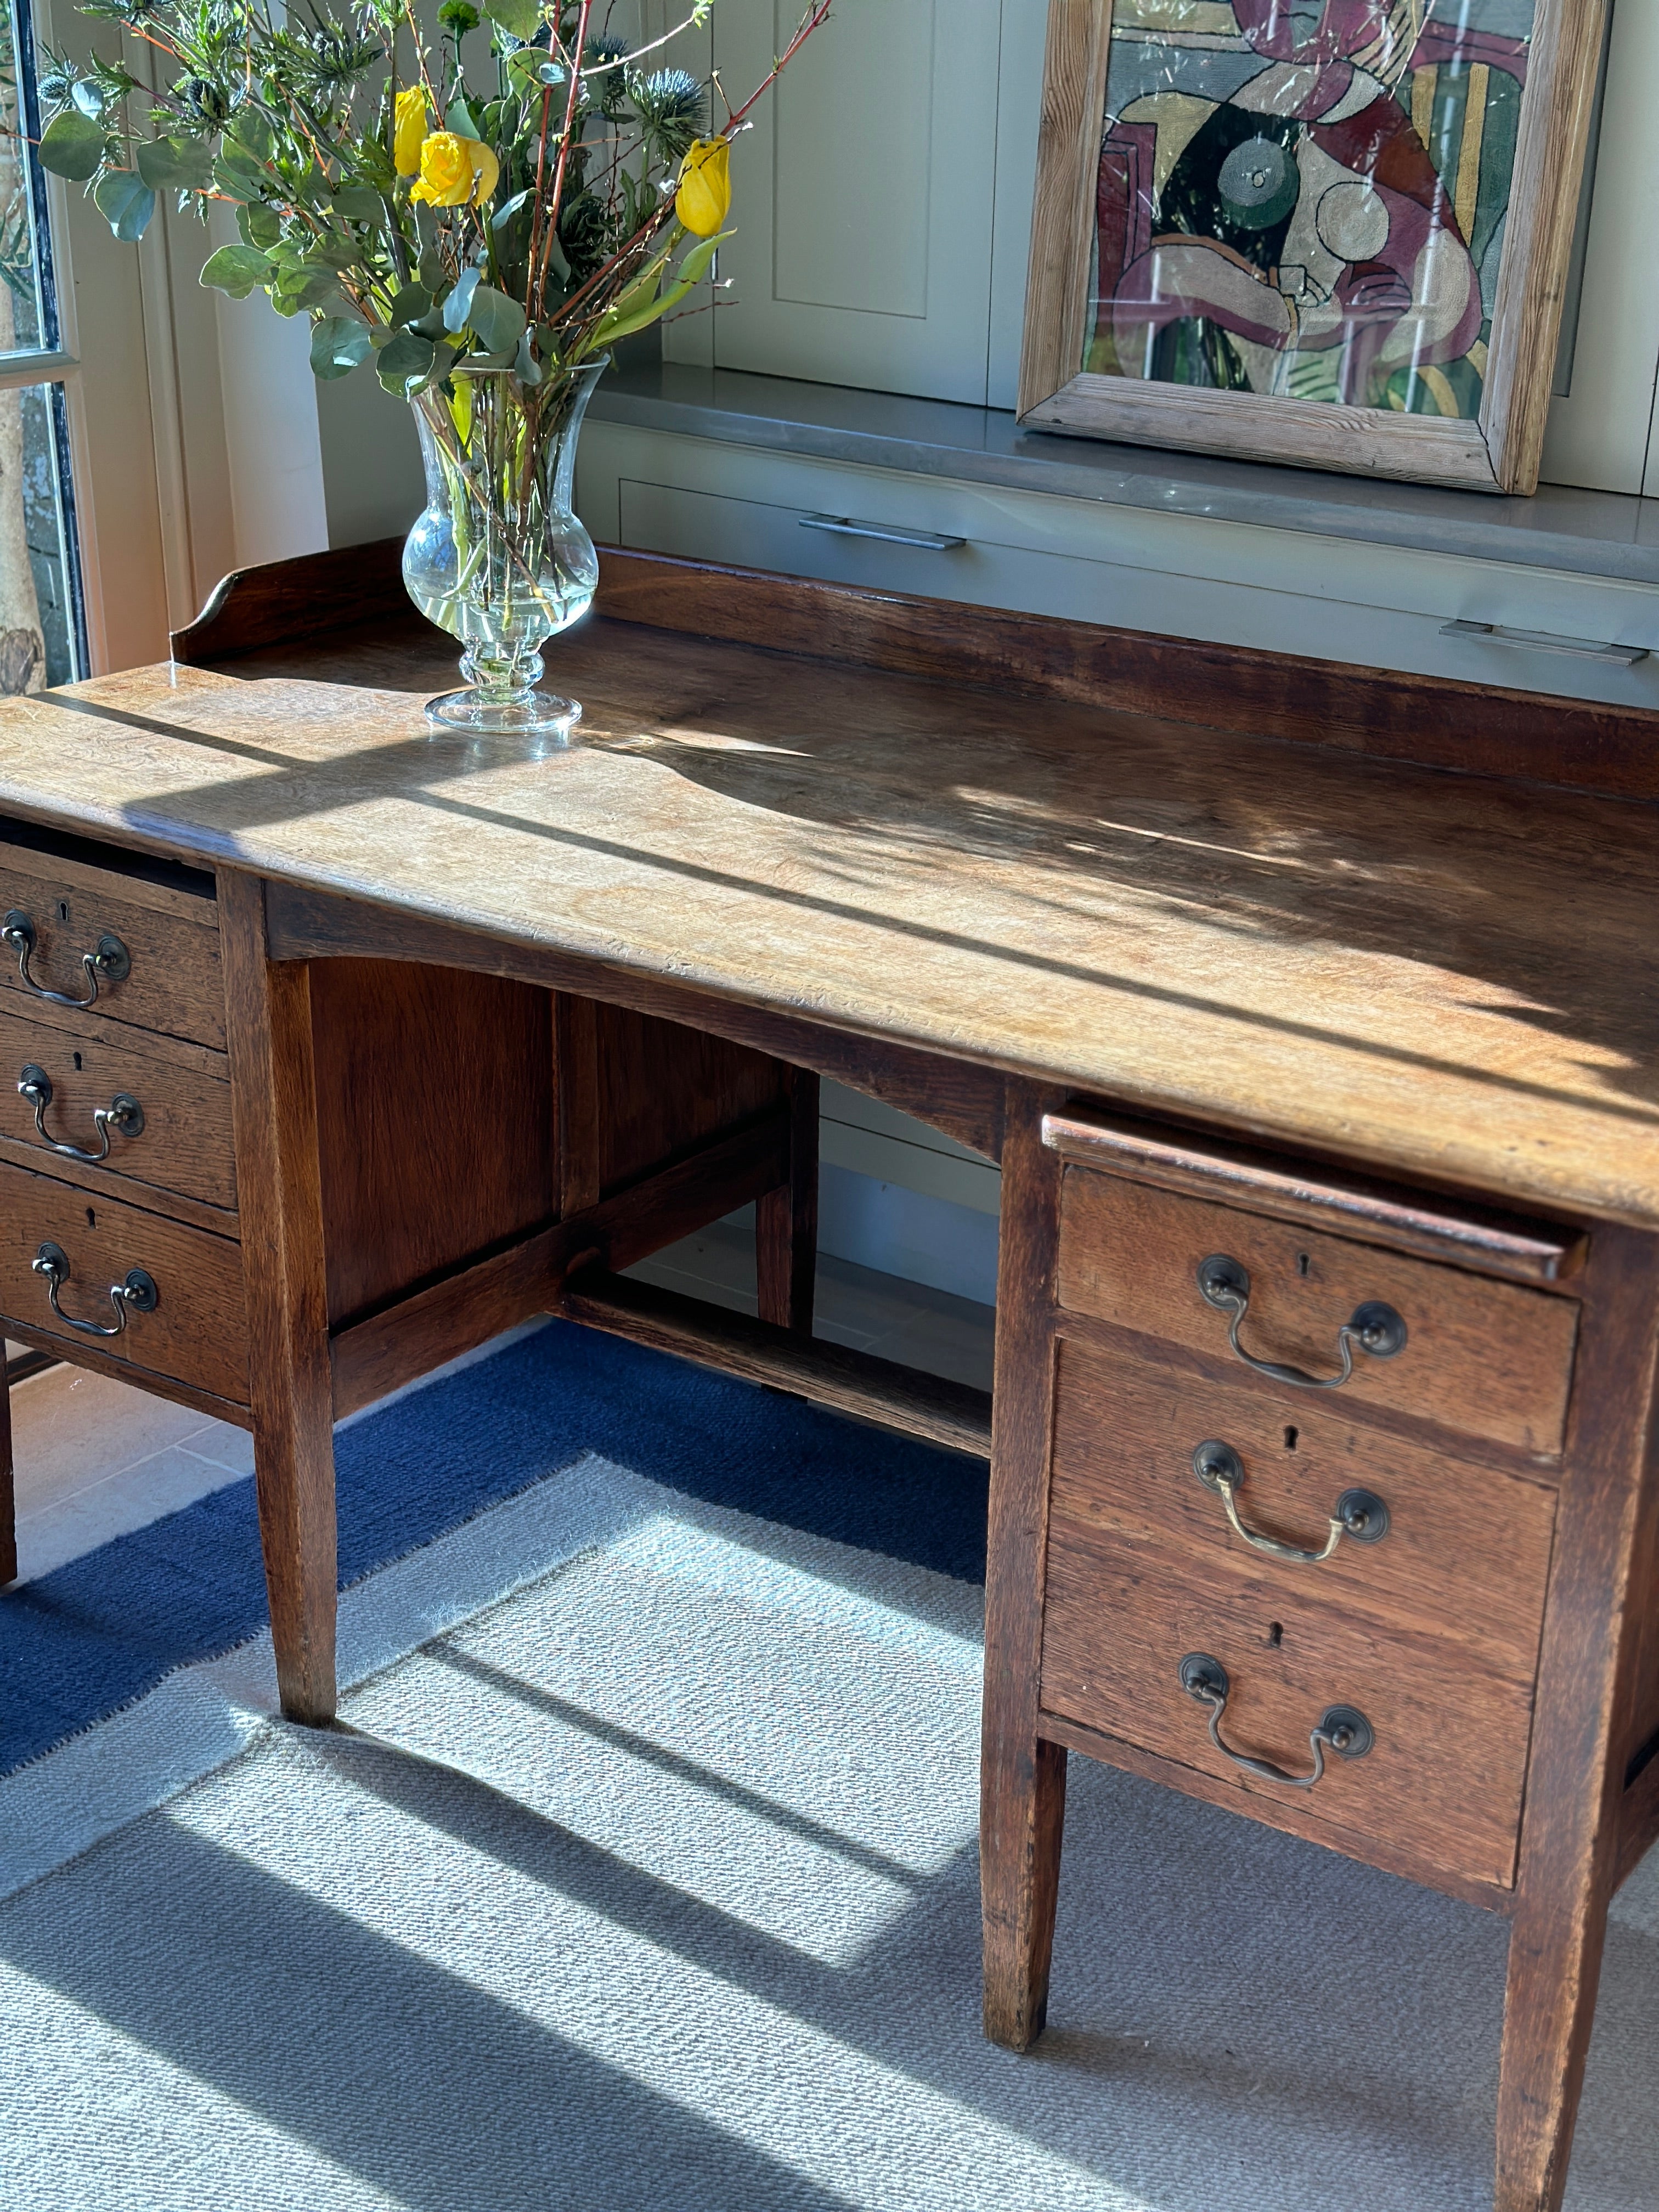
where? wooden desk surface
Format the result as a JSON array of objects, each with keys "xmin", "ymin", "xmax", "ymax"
[{"xmin": 0, "ymin": 562, "xmax": 1654, "ymax": 1230}]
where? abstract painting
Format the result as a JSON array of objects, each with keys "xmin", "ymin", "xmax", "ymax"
[
  {"xmin": 1018, "ymin": 1, "xmax": 1605, "ymax": 491},
  {"xmin": 1091, "ymin": 1, "xmax": 1531, "ymax": 417}
]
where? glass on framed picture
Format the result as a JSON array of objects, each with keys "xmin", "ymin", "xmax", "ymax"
[{"xmin": 1087, "ymin": 1, "xmax": 1534, "ymax": 421}]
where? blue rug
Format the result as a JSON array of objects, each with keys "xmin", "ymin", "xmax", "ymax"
[{"xmin": 0, "ymin": 1321, "xmax": 989, "ymax": 1775}]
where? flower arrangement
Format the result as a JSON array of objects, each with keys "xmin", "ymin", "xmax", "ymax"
[
  {"xmin": 30, "ymin": 0, "xmax": 833, "ymax": 733},
  {"xmin": 33, "ymin": 0, "xmax": 830, "ymax": 393}
]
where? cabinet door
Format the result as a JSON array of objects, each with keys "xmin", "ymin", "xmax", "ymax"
[{"xmin": 703, "ymin": 0, "xmax": 1002, "ymax": 402}]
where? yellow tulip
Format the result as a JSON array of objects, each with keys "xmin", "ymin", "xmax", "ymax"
[
  {"xmin": 675, "ymin": 137, "xmax": 731, "ymax": 238},
  {"xmin": 394, "ymin": 86, "xmax": 427, "ymax": 177},
  {"xmin": 410, "ymin": 131, "xmax": 500, "ymax": 208}
]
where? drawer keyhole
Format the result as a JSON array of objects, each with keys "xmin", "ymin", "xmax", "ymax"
[
  {"xmin": 1267, "ymin": 1622, "xmax": 1284, "ymax": 1648},
  {"xmin": 84, "ymin": 1206, "xmax": 94, "ymax": 1228},
  {"xmin": 71, "ymin": 1051, "xmax": 81, "ymax": 1071},
  {"xmin": 1296, "ymin": 1252, "xmax": 1310, "ymax": 1277},
  {"xmin": 57, "ymin": 901, "xmax": 69, "ymax": 924},
  {"xmin": 1284, "ymin": 1425, "xmax": 1298, "ymax": 1452}
]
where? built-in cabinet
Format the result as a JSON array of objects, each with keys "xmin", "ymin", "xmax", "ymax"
[{"xmin": 658, "ymin": 0, "xmax": 1659, "ymax": 495}]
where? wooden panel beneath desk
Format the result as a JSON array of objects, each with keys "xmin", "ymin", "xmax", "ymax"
[{"xmin": 311, "ymin": 958, "xmax": 554, "ymax": 1330}]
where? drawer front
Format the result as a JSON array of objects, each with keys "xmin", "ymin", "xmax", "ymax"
[
  {"xmin": 0, "ymin": 1162, "xmax": 247, "ymax": 1403},
  {"xmin": 583, "ymin": 421, "xmax": 1659, "ymax": 712},
  {"xmin": 0, "ymin": 849, "xmax": 224, "ymax": 1048},
  {"xmin": 1047, "ymin": 1339, "xmax": 1558, "ymax": 1680},
  {"xmin": 0, "ymin": 1008, "xmax": 235, "ymax": 1211},
  {"xmin": 1039, "ymin": 1345, "xmax": 1552, "ymax": 1888},
  {"xmin": 1058, "ymin": 1169, "xmax": 1579, "ymax": 1457}
]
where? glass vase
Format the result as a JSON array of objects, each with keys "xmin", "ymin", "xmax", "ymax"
[{"xmin": 402, "ymin": 356, "xmax": 606, "ymax": 738}]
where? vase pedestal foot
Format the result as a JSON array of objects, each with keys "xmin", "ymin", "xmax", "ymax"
[{"xmin": 424, "ymin": 686, "xmax": 583, "ymax": 740}]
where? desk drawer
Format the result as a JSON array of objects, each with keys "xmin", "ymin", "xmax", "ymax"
[
  {"xmin": 0, "ymin": 847, "xmax": 224, "ymax": 1048},
  {"xmin": 0, "ymin": 1162, "xmax": 247, "ymax": 1404},
  {"xmin": 0, "ymin": 1007, "xmax": 235, "ymax": 1212},
  {"xmin": 1057, "ymin": 1169, "xmax": 1579, "ymax": 1457},
  {"xmin": 1038, "ymin": 1342, "xmax": 1554, "ymax": 1888}
]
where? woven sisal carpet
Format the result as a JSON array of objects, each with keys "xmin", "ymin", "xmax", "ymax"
[{"xmin": 0, "ymin": 1331, "xmax": 1653, "ymax": 2209}]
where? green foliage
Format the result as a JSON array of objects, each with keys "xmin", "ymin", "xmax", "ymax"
[
  {"xmin": 92, "ymin": 167, "xmax": 155, "ymax": 240},
  {"xmin": 311, "ymin": 313, "xmax": 373, "ymax": 378},
  {"xmin": 200, "ymin": 244, "xmax": 274, "ymax": 298},
  {"xmin": 38, "ymin": 111, "xmax": 105, "ymax": 182},
  {"xmin": 30, "ymin": 0, "xmax": 829, "ymax": 392}
]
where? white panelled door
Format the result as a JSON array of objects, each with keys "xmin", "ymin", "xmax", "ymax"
[{"xmin": 703, "ymin": 0, "xmax": 1004, "ymax": 402}]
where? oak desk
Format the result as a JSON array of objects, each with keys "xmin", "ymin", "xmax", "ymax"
[{"xmin": 1, "ymin": 545, "xmax": 1657, "ymax": 2212}]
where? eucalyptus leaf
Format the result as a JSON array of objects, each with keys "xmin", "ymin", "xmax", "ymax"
[
  {"xmin": 212, "ymin": 150, "xmax": 269, "ymax": 204},
  {"xmin": 388, "ymin": 281, "xmax": 431, "ymax": 326},
  {"xmin": 136, "ymin": 136, "xmax": 213, "ymax": 191},
  {"xmin": 489, "ymin": 187, "xmax": 532, "ymax": 234},
  {"xmin": 482, "ymin": 0, "xmax": 539, "ymax": 41},
  {"xmin": 376, "ymin": 328, "xmax": 435, "ymax": 393},
  {"xmin": 456, "ymin": 343, "xmax": 517, "ymax": 371},
  {"xmin": 467, "ymin": 280, "xmax": 524, "ymax": 354},
  {"xmin": 309, "ymin": 313, "xmax": 372, "ymax": 379},
  {"xmin": 238, "ymin": 201, "xmax": 283, "ymax": 248},
  {"xmin": 445, "ymin": 98, "xmax": 482, "ymax": 140},
  {"xmin": 306, "ymin": 234, "xmax": 359, "ymax": 272},
  {"xmin": 442, "ymin": 265, "xmax": 481, "ymax": 333},
  {"xmin": 231, "ymin": 109, "xmax": 275, "ymax": 162},
  {"xmin": 199, "ymin": 242, "xmax": 274, "ymax": 298},
  {"xmin": 332, "ymin": 182, "xmax": 384, "ymax": 222},
  {"xmin": 283, "ymin": 266, "xmax": 345, "ymax": 313},
  {"xmin": 69, "ymin": 78, "xmax": 105, "ymax": 119},
  {"xmin": 512, "ymin": 326, "xmax": 541, "ymax": 386},
  {"xmin": 93, "ymin": 168, "xmax": 156, "ymax": 242},
  {"xmin": 38, "ymin": 112, "xmax": 105, "ymax": 183}
]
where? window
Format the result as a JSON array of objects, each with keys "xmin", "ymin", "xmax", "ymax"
[{"xmin": 0, "ymin": 0, "xmax": 85, "ymax": 690}]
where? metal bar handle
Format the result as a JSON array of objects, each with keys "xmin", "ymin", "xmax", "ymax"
[
  {"xmin": 1441, "ymin": 619, "xmax": 1648, "ymax": 667},
  {"xmin": 32, "ymin": 1240, "xmax": 159, "ymax": 1338},
  {"xmin": 1178, "ymin": 1654, "xmax": 1373, "ymax": 1791},
  {"xmin": 1196, "ymin": 1255, "xmax": 1406, "ymax": 1391},
  {"xmin": 1190, "ymin": 1441, "xmax": 1389, "ymax": 1565},
  {"xmin": 18, "ymin": 1064, "xmax": 144, "ymax": 1164},
  {"xmin": 799, "ymin": 513, "xmax": 966, "ymax": 551},
  {"xmin": 3, "ymin": 909, "xmax": 130, "ymax": 1010}
]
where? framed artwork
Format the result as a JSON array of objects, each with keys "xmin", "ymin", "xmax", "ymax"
[{"xmin": 1018, "ymin": 1, "xmax": 1608, "ymax": 492}]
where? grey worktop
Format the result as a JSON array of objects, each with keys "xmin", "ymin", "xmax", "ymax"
[{"xmin": 588, "ymin": 362, "xmax": 1659, "ymax": 588}]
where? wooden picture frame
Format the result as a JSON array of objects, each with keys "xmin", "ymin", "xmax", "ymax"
[{"xmin": 1018, "ymin": 0, "xmax": 1609, "ymax": 493}]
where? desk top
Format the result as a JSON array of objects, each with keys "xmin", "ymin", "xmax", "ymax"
[{"xmin": 0, "ymin": 552, "xmax": 1654, "ymax": 1231}]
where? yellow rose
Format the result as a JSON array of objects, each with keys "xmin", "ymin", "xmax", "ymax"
[
  {"xmin": 410, "ymin": 131, "xmax": 500, "ymax": 208},
  {"xmin": 394, "ymin": 87, "xmax": 427, "ymax": 178},
  {"xmin": 675, "ymin": 137, "xmax": 731, "ymax": 238}
]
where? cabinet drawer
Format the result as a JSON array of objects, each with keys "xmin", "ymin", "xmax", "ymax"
[
  {"xmin": 1039, "ymin": 1342, "xmax": 1554, "ymax": 1888},
  {"xmin": 0, "ymin": 846, "xmax": 224, "ymax": 1048},
  {"xmin": 1047, "ymin": 1339, "xmax": 1558, "ymax": 1680},
  {"xmin": 1057, "ymin": 1169, "xmax": 1579, "ymax": 1457},
  {"xmin": 0, "ymin": 1162, "xmax": 247, "ymax": 1404},
  {"xmin": 0, "ymin": 1007, "xmax": 234, "ymax": 1212}
]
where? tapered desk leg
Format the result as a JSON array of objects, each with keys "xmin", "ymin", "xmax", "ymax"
[
  {"xmin": 219, "ymin": 871, "xmax": 337, "ymax": 1725},
  {"xmin": 757, "ymin": 1067, "xmax": 819, "ymax": 1335},
  {"xmin": 982, "ymin": 1086, "xmax": 1066, "ymax": 2049},
  {"xmin": 0, "ymin": 1372, "xmax": 14, "ymax": 1587},
  {"xmin": 1494, "ymin": 1229, "xmax": 1659, "ymax": 2212}
]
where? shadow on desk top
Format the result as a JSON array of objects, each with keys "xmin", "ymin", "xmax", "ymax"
[
  {"xmin": 174, "ymin": 540, "xmax": 1659, "ymax": 804},
  {"xmin": 0, "ymin": 544, "xmax": 1654, "ymax": 1232}
]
